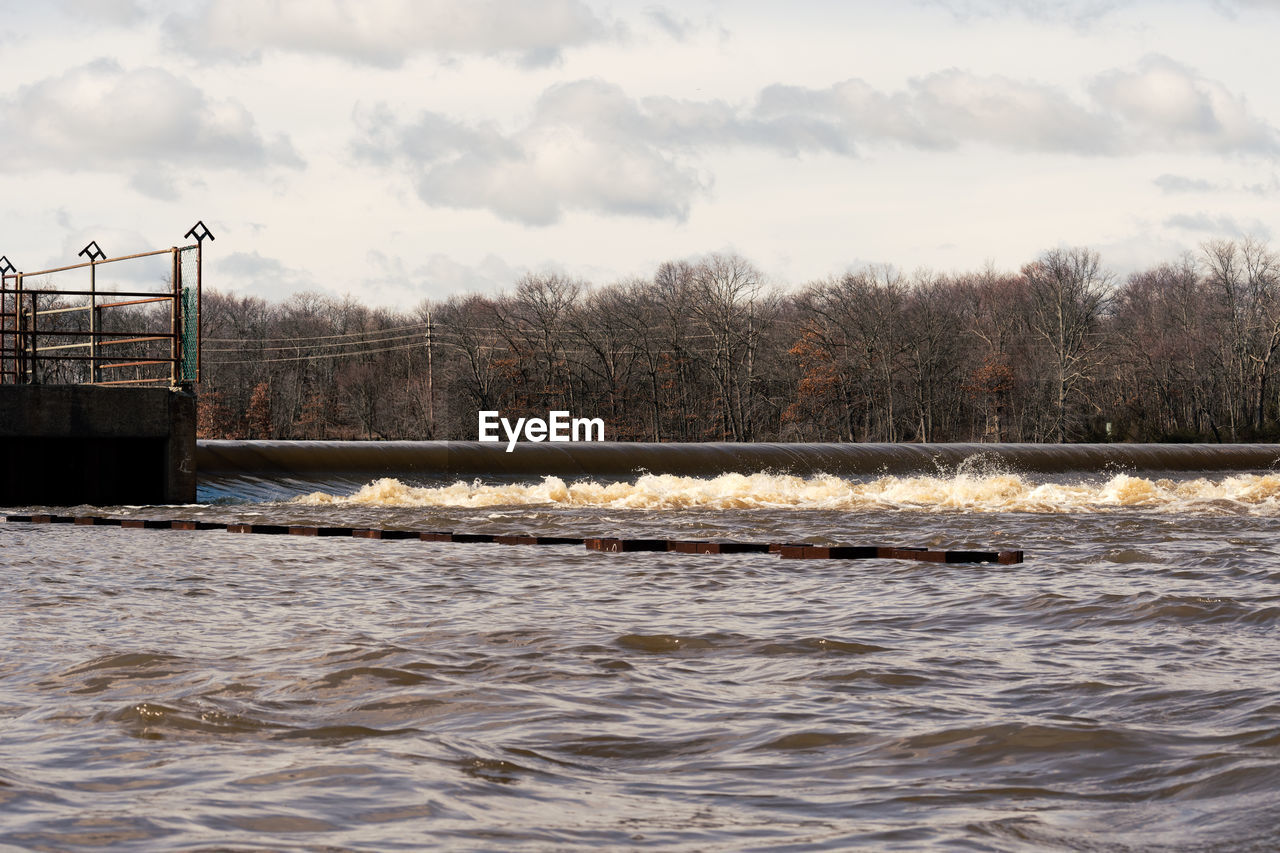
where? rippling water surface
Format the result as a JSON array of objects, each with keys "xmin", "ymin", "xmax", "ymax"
[{"xmin": 3, "ymin": 462, "xmax": 1280, "ymax": 850}]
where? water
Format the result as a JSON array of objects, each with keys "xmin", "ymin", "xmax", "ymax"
[{"xmin": 3, "ymin": 445, "xmax": 1280, "ymax": 850}]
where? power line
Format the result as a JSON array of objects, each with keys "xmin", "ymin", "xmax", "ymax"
[
  {"xmin": 204, "ymin": 338, "xmax": 729, "ymax": 365},
  {"xmin": 202, "ymin": 330, "xmax": 429, "ymax": 353},
  {"xmin": 206, "ymin": 341, "xmax": 426, "ymax": 365},
  {"xmin": 204, "ymin": 322, "xmax": 736, "ymax": 343},
  {"xmin": 204, "ymin": 320, "xmax": 429, "ymax": 343}
]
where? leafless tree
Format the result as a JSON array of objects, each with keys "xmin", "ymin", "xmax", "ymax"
[{"xmin": 1023, "ymin": 247, "xmax": 1113, "ymax": 441}]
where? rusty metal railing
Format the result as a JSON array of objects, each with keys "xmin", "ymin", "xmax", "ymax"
[{"xmin": 0, "ymin": 223, "xmax": 212, "ymax": 387}]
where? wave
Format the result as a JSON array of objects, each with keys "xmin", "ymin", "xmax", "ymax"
[{"xmin": 292, "ymin": 470, "xmax": 1280, "ymax": 514}]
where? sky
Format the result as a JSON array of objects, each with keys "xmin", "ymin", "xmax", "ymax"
[{"xmin": 1, "ymin": 0, "xmax": 1278, "ymax": 308}]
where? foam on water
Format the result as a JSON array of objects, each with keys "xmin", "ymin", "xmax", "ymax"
[{"xmin": 294, "ymin": 470, "xmax": 1280, "ymax": 514}]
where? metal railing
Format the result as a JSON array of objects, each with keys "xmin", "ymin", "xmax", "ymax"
[{"xmin": 0, "ymin": 223, "xmax": 211, "ymax": 387}]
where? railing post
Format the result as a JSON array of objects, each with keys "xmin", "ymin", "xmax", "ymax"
[
  {"xmin": 14, "ymin": 271, "xmax": 23, "ymax": 383},
  {"xmin": 0, "ymin": 278, "xmax": 6, "ymax": 385},
  {"xmin": 29, "ymin": 293, "xmax": 38, "ymax": 384},
  {"xmin": 183, "ymin": 220, "xmax": 214, "ymax": 384},
  {"xmin": 0, "ymin": 257, "xmax": 13, "ymax": 385},
  {"xmin": 89, "ymin": 259, "xmax": 97, "ymax": 383},
  {"xmin": 18, "ymin": 307, "xmax": 27, "ymax": 383},
  {"xmin": 93, "ymin": 303, "xmax": 103, "ymax": 383},
  {"xmin": 22, "ymin": 293, "xmax": 38, "ymax": 384},
  {"xmin": 196, "ymin": 240, "xmax": 202, "ymax": 383},
  {"xmin": 76, "ymin": 241, "xmax": 106, "ymax": 385},
  {"xmin": 171, "ymin": 247, "xmax": 179, "ymax": 386}
]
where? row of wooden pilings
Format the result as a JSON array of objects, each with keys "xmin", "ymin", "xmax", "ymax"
[{"xmin": 4, "ymin": 514, "xmax": 1024, "ymax": 564}]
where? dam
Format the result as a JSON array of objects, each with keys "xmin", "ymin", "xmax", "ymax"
[{"xmin": 193, "ymin": 438, "xmax": 1280, "ymax": 504}]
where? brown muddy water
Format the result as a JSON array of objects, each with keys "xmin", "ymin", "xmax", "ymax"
[{"xmin": 3, "ymin": 445, "xmax": 1280, "ymax": 850}]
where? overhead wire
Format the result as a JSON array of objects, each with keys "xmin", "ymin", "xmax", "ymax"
[
  {"xmin": 205, "ymin": 341, "xmax": 428, "ymax": 365},
  {"xmin": 202, "ymin": 330, "xmax": 430, "ymax": 353},
  {"xmin": 206, "ymin": 322, "xmax": 734, "ymax": 343},
  {"xmin": 204, "ymin": 320, "xmax": 430, "ymax": 343},
  {"xmin": 205, "ymin": 342, "xmax": 727, "ymax": 365},
  {"xmin": 202, "ymin": 317, "xmax": 795, "ymax": 364}
]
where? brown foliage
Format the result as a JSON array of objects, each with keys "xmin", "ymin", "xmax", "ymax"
[
  {"xmin": 196, "ymin": 390, "xmax": 237, "ymax": 439},
  {"xmin": 245, "ymin": 381, "xmax": 272, "ymax": 440}
]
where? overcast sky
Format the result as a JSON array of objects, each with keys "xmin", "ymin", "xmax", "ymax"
[{"xmin": 1, "ymin": 0, "xmax": 1277, "ymax": 307}]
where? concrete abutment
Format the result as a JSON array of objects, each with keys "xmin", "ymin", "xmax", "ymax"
[{"xmin": 0, "ymin": 386, "xmax": 196, "ymax": 505}]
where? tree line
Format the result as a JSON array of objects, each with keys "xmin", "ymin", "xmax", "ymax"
[{"xmin": 193, "ymin": 238, "xmax": 1280, "ymax": 444}]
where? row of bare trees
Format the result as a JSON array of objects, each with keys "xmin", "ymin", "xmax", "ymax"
[{"xmin": 193, "ymin": 239, "xmax": 1280, "ymax": 444}]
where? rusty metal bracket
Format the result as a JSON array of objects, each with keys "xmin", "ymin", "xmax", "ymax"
[
  {"xmin": 184, "ymin": 221, "xmax": 214, "ymax": 243},
  {"xmin": 78, "ymin": 242, "xmax": 105, "ymax": 263}
]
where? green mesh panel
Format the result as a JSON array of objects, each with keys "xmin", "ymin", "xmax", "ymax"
[{"xmin": 180, "ymin": 246, "xmax": 199, "ymax": 382}]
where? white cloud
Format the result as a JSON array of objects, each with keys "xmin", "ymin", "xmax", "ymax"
[
  {"xmin": 1243, "ymin": 175, "xmax": 1280, "ymax": 195},
  {"xmin": 128, "ymin": 167, "xmax": 181, "ymax": 200},
  {"xmin": 355, "ymin": 59, "xmax": 1278, "ymax": 227},
  {"xmin": 354, "ymin": 77, "xmax": 950, "ymax": 226},
  {"xmin": 216, "ymin": 251, "xmax": 316, "ymax": 301},
  {"xmin": 912, "ymin": 70, "xmax": 1117, "ymax": 153},
  {"xmin": 56, "ymin": 0, "xmax": 145, "ymax": 25},
  {"xmin": 1153, "ymin": 173, "xmax": 1280, "ymax": 195},
  {"xmin": 923, "ymin": 0, "xmax": 1279, "ymax": 26},
  {"xmin": 423, "ymin": 122, "xmax": 703, "ymax": 225},
  {"xmin": 362, "ymin": 250, "xmax": 524, "ymax": 302},
  {"xmin": 922, "ymin": 0, "xmax": 1127, "ymax": 21},
  {"xmin": 759, "ymin": 60, "xmax": 1275, "ymax": 158},
  {"xmin": 165, "ymin": 0, "xmax": 613, "ymax": 67},
  {"xmin": 1210, "ymin": 0, "xmax": 1280, "ymax": 17},
  {"xmin": 1090, "ymin": 55, "xmax": 1279, "ymax": 156},
  {"xmin": 354, "ymin": 81, "xmax": 718, "ymax": 225},
  {"xmin": 1154, "ymin": 174, "xmax": 1219, "ymax": 193},
  {"xmin": 0, "ymin": 59, "xmax": 303, "ymax": 186},
  {"xmin": 760, "ymin": 71, "xmax": 1115, "ymax": 153},
  {"xmin": 1164, "ymin": 211, "xmax": 1272, "ymax": 239},
  {"xmin": 645, "ymin": 6, "xmax": 694, "ymax": 41}
]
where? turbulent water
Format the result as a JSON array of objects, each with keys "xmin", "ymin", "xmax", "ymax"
[
  {"xmin": 297, "ymin": 469, "xmax": 1280, "ymax": 514},
  {"xmin": 3, "ymin": 443, "xmax": 1280, "ymax": 850}
]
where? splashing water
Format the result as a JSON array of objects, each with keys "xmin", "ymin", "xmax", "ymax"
[{"xmin": 294, "ymin": 470, "xmax": 1280, "ymax": 514}]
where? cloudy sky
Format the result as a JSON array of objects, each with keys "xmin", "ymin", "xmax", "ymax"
[{"xmin": 1, "ymin": 0, "xmax": 1277, "ymax": 307}]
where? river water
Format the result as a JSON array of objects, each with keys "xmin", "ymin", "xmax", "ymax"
[{"xmin": 2, "ymin": 443, "xmax": 1279, "ymax": 850}]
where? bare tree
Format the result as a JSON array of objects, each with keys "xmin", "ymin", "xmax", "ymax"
[
  {"xmin": 690, "ymin": 254, "xmax": 765, "ymax": 440},
  {"xmin": 1023, "ymin": 248, "xmax": 1113, "ymax": 441},
  {"xmin": 1200, "ymin": 237, "xmax": 1280, "ymax": 436}
]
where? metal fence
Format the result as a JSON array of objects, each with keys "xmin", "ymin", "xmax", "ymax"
[{"xmin": 0, "ymin": 223, "xmax": 211, "ymax": 387}]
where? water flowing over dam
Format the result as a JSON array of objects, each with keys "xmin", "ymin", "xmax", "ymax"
[{"xmin": 197, "ymin": 439, "xmax": 1280, "ymax": 498}]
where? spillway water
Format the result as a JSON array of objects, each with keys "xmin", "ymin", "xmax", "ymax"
[
  {"xmin": 196, "ymin": 439, "xmax": 1280, "ymax": 501},
  {"xmin": 3, "ymin": 441, "xmax": 1279, "ymax": 850}
]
